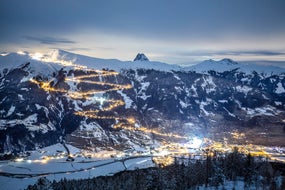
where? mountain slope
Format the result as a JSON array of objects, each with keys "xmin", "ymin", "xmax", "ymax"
[
  {"xmin": 0, "ymin": 52, "xmax": 61, "ymax": 78},
  {"xmin": 43, "ymin": 49, "xmax": 181, "ymax": 72},
  {"xmin": 185, "ymin": 58, "xmax": 285, "ymax": 75},
  {"xmin": 1, "ymin": 50, "xmax": 285, "ymax": 154}
]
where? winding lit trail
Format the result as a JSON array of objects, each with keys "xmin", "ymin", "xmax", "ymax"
[{"xmin": 30, "ymin": 68, "xmax": 185, "ymax": 139}]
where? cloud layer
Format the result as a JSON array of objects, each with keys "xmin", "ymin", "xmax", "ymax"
[
  {"xmin": 1, "ymin": 0, "xmax": 285, "ymax": 64},
  {"xmin": 24, "ymin": 36, "xmax": 76, "ymax": 45}
]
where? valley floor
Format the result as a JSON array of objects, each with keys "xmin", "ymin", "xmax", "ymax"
[{"xmin": 0, "ymin": 142, "xmax": 285, "ymax": 190}]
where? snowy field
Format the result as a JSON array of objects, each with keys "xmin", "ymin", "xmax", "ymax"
[
  {"xmin": 0, "ymin": 144, "xmax": 154, "ymax": 190},
  {"xmin": 1, "ymin": 142, "xmax": 285, "ymax": 190}
]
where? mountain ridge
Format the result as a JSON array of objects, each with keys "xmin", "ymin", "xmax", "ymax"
[
  {"xmin": 1, "ymin": 50, "xmax": 285, "ymax": 154},
  {"xmin": 2, "ymin": 50, "xmax": 285, "ymax": 76},
  {"xmin": 185, "ymin": 58, "xmax": 285, "ymax": 75}
]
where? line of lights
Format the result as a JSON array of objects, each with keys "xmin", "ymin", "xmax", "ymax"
[
  {"xmin": 30, "ymin": 66, "xmax": 186, "ymax": 148},
  {"xmin": 72, "ymin": 72, "xmax": 119, "ymax": 79},
  {"xmin": 25, "ymin": 52, "xmax": 285, "ymax": 166}
]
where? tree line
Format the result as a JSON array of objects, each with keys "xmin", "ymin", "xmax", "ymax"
[{"xmin": 26, "ymin": 148, "xmax": 285, "ymax": 190}]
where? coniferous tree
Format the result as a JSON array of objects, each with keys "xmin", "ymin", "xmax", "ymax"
[{"xmin": 25, "ymin": 150, "xmax": 285, "ymax": 190}]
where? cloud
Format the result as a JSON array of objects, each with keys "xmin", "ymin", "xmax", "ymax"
[
  {"xmin": 24, "ymin": 36, "xmax": 76, "ymax": 45},
  {"xmin": 178, "ymin": 50, "xmax": 285, "ymax": 57},
  {"xmin": 1, "ymin": 1, "xmax": 284, "ymax": 63},
  {"xmin": 2, "ymin": 0, "xmax": 284, "ymax": 42},
  {"xmin": 218, "ymin": 51, "xmax": 285, "ymax": 56},
  {"xmin": 64, "ymin": 47, "xmax": 91, "ymax": 51}
]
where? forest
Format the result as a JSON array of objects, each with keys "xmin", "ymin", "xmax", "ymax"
[{"xmin": 26, "ymin": 149, "xmax": 285, "ymax": 190}]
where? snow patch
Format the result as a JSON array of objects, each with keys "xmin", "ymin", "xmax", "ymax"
[
  {"xmin": 138, "ymin": 82, "xmax": 151, "ymax": 100},
  {"xmin": 201, "ymin": 76, "xmax": 216, "ymax": 93},
  {"xmin": 236, "ymin": 85, "xmax": 252, "ymax": 94},
  {"xmin": 6, "ymin": 105, "xmax": 15, "ymax": 117},
  {"xmin": 24, "ymin": 114, "xmax": 38, "ymax": 126},
  {"xmin": 18, "ymin": 94, "xmax": 24, "ymax": 101},
  {"xmin": 72, "ymin": 100, "xmax": 82, "ymax": 111},
  {"xmin": 173, "ymin": 74, "xmax": 181, "ymax": 80},
  {"xmin": 117, "ymin": 90, "xmax": 133, "ymax": 109},
  {"xmin": 200, "ymin": 101, "xmax": 212, "ymax": 116},
  {"xmin": 223, "ymin": 107, "xmax": 236, "ymax": 117},
  {"xmin": 242, "ymin": 106, "xmax": 279, "ymax": 117},
  {"xmin": 21, "ymin": 88, "xmax": 29, "ymax": 91},
  {"xmin": 275, "ymin": 82, "xmax": 285, "ymax": 94},
  {"xmin": 179, "ymin": 100, "xmax": 187, "ymax": 108},
  {"xmin": 20, "ymin": 76, "xmax": 31, "ymax": 83},
  {"xmin": 35, "ymin": 104, "xmax": 49, "ymax": 118}
]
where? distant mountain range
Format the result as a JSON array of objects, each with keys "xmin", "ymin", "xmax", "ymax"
[
  {"xmin": 185, "ymin": 58, "xmax": 285, "ymax": 75},
  {"xmin": 2, "ymin": 49, "xmax": 285, "ymax": 76},
  {"xmin": 1, "ymin": 50, "xmax": 285, "ymax": 154}
]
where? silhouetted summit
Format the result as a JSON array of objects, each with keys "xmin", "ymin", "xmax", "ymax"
[{"xmin": 134, "ymin": 53, "xmax": 149, "ymax": 61}]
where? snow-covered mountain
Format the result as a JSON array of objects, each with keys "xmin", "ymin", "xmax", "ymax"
[
  {"xmin": 2, "ymin": 50, "xmax": 285, "ymax": 76},
  {"xmin": 185, "ymin": 58, "xmax": 285, "ymax": 75},
  {"xmin": 1, "ymin": 50, "xmax": 285, "ymax": 154},
  {"xmin": 0, "ymin": 52, "xmax": 61, "ymax": 77},
  {"xmin": 133, "ymin": 53, "xmax": 149, "ymax": 61},
  {"xmin": 0, "ymin": 50, "xmax": 181, "ymax": 80}
]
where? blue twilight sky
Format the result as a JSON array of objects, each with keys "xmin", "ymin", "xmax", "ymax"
[{"xmin": 0, "ymin": 0, "xmax": 285, "ymax": 65}]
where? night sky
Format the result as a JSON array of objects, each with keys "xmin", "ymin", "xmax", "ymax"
[{"xmin": 1, "ymin": 0, "xmax": 285, "ymax": 65}]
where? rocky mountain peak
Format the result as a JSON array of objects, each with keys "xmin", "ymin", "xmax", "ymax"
[
  {"xmin": 219, "ymin": 58, "xmax": 238, "ymax": 65},
  {"xmin": 134, "ymin": 53, "xmax": 149, "ymax": 61}
]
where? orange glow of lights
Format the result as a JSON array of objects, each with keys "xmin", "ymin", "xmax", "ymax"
[
  {"xmin": 30, "ymin": 67, "xmax": 185, "ymax": 141},
  {"xmin": 153, "ymin": 156, "xmax": 174, "ymax": 167},
  {"xmin": 29, "ymin": 79, "xmax": 67, "ymax": 93},
  {"xmin": 113, "ymin": 124, "xmax": 186, "ymax": 139}
]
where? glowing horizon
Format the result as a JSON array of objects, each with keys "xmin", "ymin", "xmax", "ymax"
[{"xmin": 1, "ymin": 0, "xmax": 285, "ymax": 66}]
